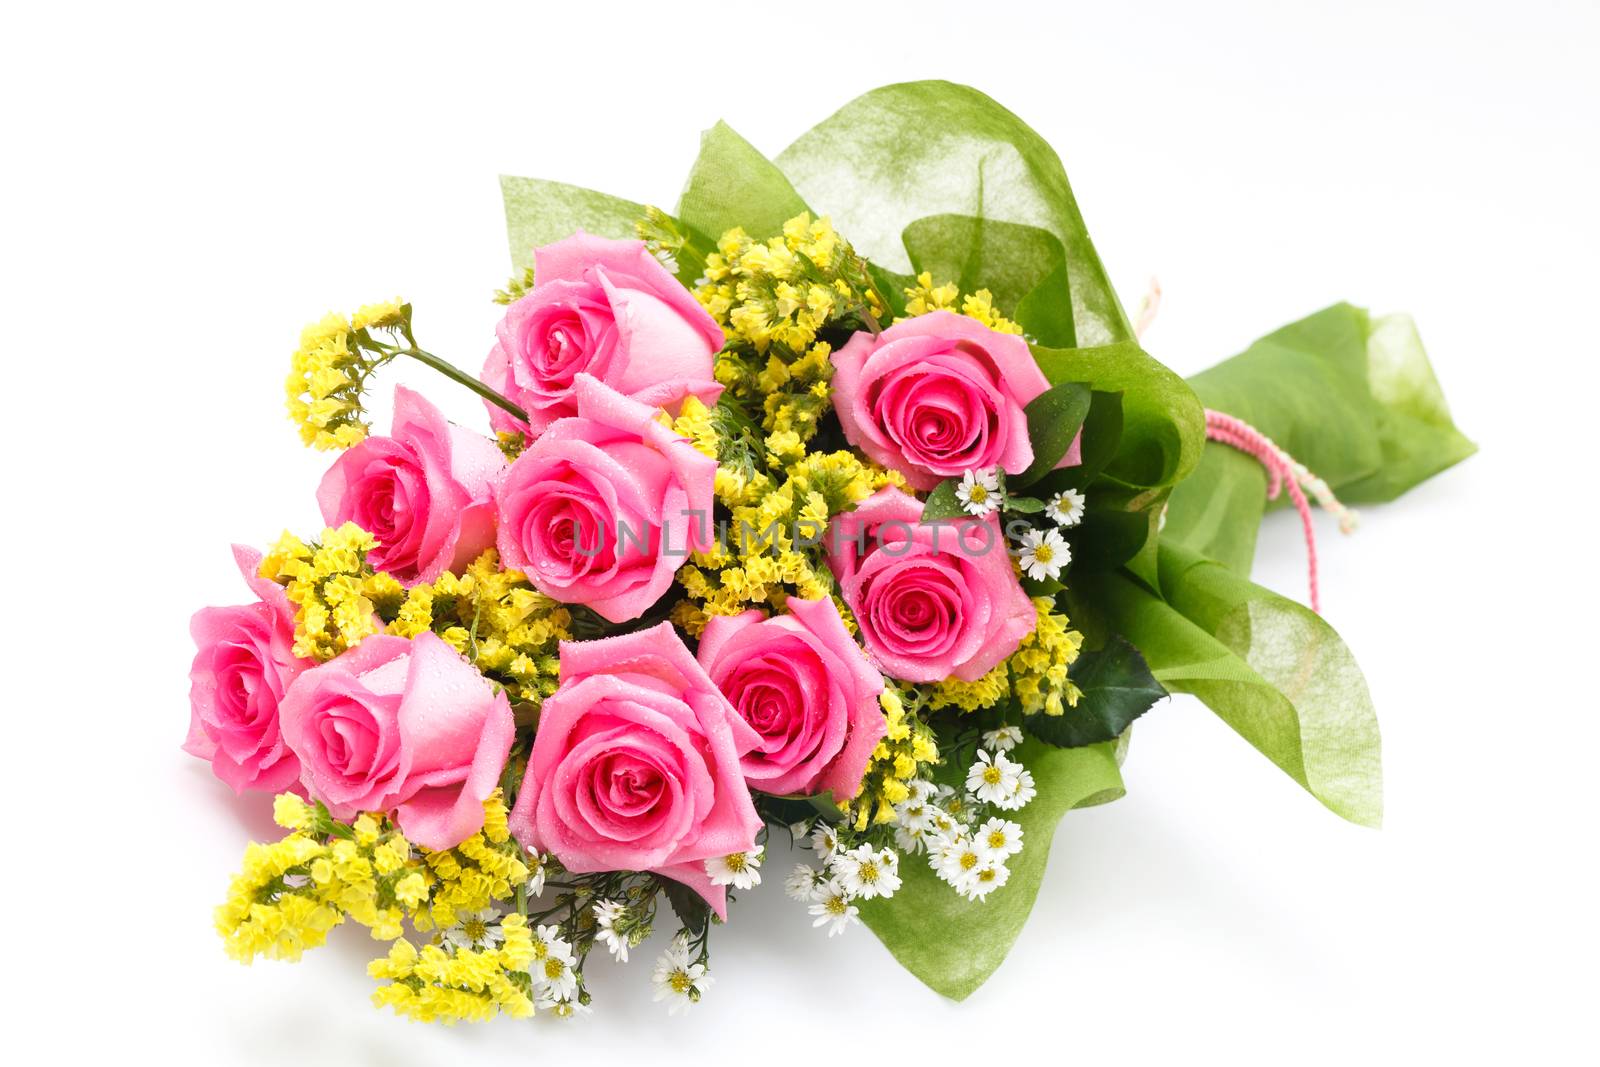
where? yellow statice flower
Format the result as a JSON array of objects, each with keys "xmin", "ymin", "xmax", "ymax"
[
  {"xmin": 696, "ymin": 213, "xmax": 882, "ymax": 448},
  {"xmin": 1010, "ymin": 597, "xmax": 1086, "ymax": 716},
  {"xmin": 387, "ymin": 551, "xmax": 571, "ymax": 705},
  {"xmin": 670, "ymin": 444, "xmax": 905, "ymax": 632},
  {"xmin": 285, "ymin": 300, "xmax": 411, "ymax": 450},
  {"xmin": 257, "ymin": 524, "xmax": 404, "ymax": 661},
  {"xmin": 220, "ymin": 793, "xmax": 537, "ymax": 1023},
  {"xmin": 900, "ymin": 271, "xmax": 1023, "ymax": 335},
  {"xmin": 844, "ymin": 686, "xmax": 941, "ymax": 829},
  {"xmin": 260, "ymin": 531, "xmax": 570, "ymax": 702}
]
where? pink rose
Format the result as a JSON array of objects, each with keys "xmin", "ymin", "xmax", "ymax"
[
  {"xmin": 508, "ymin": 623, "xmax": 762, "ymax": 918},
  {"xmin": 831, "ymin": 310, "xmax": 1078, "ymax": 490},
  {"xmin": 184, "ymin": 545, "xmax": 309, "ymax": 794},
  {"xmin": 495, "ymin": 374, "xmax": 716, "ymax": 623},
  {"xmin": 827, "ymin": 486, "xmax": 1035, "ymax": 683},
  {"xmin": 317, "ymin": 386, "xmax": 505, "ymax": 586},
  {"xmin": 697, "ymin": 597, "xmax": 887, "ymax": 801},
  {"xmin": 481, "ymin": 232, "xmax": 724, "ymax": 438},
  {"xmin": 279, "ymin": 631, "xmax": 515, "ymax": 850}
]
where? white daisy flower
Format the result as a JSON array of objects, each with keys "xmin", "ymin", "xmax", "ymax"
[
  {"xmin": 1018, "ymin": 526, "xmax": 1071, "ymax": 581},
  {"xmin": 592, "ymin": 898, "xmax": 630, "ymax": 962},
  {"xmin": 831, "ymin": 844, "xmax": 903, "ymax": 900},
  {"xmin": 975, "ymin": 817, "xmax": 1025, "ymax": 862},
  {"xmin": 1046, "ymin": 487, "xmax": 1087, "ymax": 527},
  {"xmin": 905, "ymin": 778, "xmax": 938, "ymax": 804},
  {"xmin": 442, "ymin": 908, "xmax": 504, "ymax": 952},
  {"xmin": 529, "ymin": 928, "xmax": 579, "ymax": 1000},
  {"xmin": 536, "ymin": 989, "xmax": 592, "ymax": 1018},
  {"xmin": 809, "ymin": 823, "xmax": 840, "ymax": 861},
  {"xmin": 524, "ymin": 850, "xmax": 547, "ymax": 898},
  {"xmin": 895, "ymin": 798, "xmax": 935, "ymax": 832},
  {"xmin": 927, "ymin": 806, "xmax": 962, "ymax": 839},
  {"xmin": 807, "ymin": 880, "xmax": 861, "ymax": 937},
  {"xmin": 705, "ymin": 846, "xmax": 763, "ymax": 890},
  {"xmin": 785, "ymin": 864, "xmax": 825, "ymax": 902},
  {"xmin": 981, "ymin": 725, "xmax": 1024, "ymax": 753},
  {"xmin": 966, "ymin": 750, "xmax": 1021, "ymax": 806},
  {"xmin": 893, "ymin": 822, "xmax": 930, "ymax": 854},
  {"xmin": 932, "ymin": 833, "xmax": 984, "ymax": 892},
  {"xmin": 998, "ymin": 765, "xmax": 1038, "ymax": 811},
  {"xmin": 651, "ymin": 936, "xmax": 712, "ymax": 1014},
  {"xmin": 960, "ymin": 861, "xmax": 1012, "ymax": 901},
  {"xmin": 955, "ymin": 468, "xmax": 1002, "ymax": 516},
  {"xmin": 788, "ymin": 819, "xmax": 813, "ymax": 841}
]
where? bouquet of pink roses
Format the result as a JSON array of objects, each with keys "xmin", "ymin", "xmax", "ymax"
[{"xmin": 186, "ymin": 81, "xmax": 1473, "ymax": 1021}]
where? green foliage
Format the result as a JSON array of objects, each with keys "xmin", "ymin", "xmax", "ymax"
[
  {"xmin": 658, "ymin": 876, "xmax": 711, "ymax": 937},
  {"xmin": 1026, "ymin": 636, "xmax": 1166, "ymax": 748},
  {"xmin": 920, "ymin": 478, "xmax": 965, "ymax": 521},
  {"xmin": 1016, "ymin": 381, "xmax": 1091, "ymax": 487}
]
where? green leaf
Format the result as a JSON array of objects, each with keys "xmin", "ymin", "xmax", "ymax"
[
  {"xmin": 499, "ymin": 176, "xmax": 645, "ymax": 272},
  {"xmin": 1026, "ymin": 635, "xmax": 1166, "ymax": 747},
  {"xmin": 657, "ymin": 875, "xmax": 711, "ymax": 936},
  {"xmin": 1031, "ymin": 341, "xmax": 1205, "ymax": 492},
  {"xmin": 776, "ymin": 80, "xmax": 1132, "ymax": 347},
  {"xmin": 1015, "ymin": 381, "xmax": 1091, "ymax": 487},
  {"xmin": 920, "ymin": 479, "xmax": 966, "ymax": 521},
  {"xmin": 1080, "ymin": 544, "xmax": 1384, "ymax": 826},
  {"xmin": 1165, "ymin": 303, "xmax": 1477, "ymax": 573},
  {"xmin": 676, "ymin": 120, "xmax": 809, "ymax": 243},
  {"xmin": 859, "ymin": 739, "xmax": 1124, "ymax": 1000},
  {"xmin": 1003, "ymin": 495, "xmax": 1045, "ymax": 514}
]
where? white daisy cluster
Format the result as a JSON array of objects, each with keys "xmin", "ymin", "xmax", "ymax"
[
  {"xmin": 898, "ymin": 732, "xmax": 1035, "ymax": 901},
  {"xmin": 784, "ymin": 827, "xmax": 903, "ymax": 937},
  {"xmin": 1017, "ymin": 486, "xmax": 1085, "ymax": 580},
  {"xmin": 783, "ymin": 730, "xmax": 1040, "ymax": 927}
]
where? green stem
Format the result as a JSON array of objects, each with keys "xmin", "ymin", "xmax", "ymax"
[{"xmin": 394, "ymin": 347, "xmax": 529, "ymax": 424}]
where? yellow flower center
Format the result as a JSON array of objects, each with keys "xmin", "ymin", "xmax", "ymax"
[
  {"xmin": 978, "ymin": 868, "xmax": 997, "ymax": 883},
  {"xmin": 725, "ymin": 852, "xmax": 746, "ymax": 873},
  {"xmin": 1033, "ymin": 544, "xmax": 1054, "ymax": 564},
  {"xmin": 858, "ymin": 860, "xmax": 879, "ymax": 883},
  {"xmin": 669, "ymin": 969, "xmax": 694, "ymax": 994},
  {"xmin": 968, "ymin": 484, "xmax": 989, "ymax": 503},
  {"xmin": 543, "ymin": 958, "xmax": 566, "ymax": 981},
  {"xmin": 982, "ymin": 766, "xmax": 1003, "ymax": 785},
  {"xmin": 826, "ymin": 895, "xmax": 849, "ymax": 915},
  {"xmin": 463, "ymin": 919, "xmax": 487, "ymax": 942},
  {"xmin": 987, "ymin": 830, "xmax": 1008, "ymax": 850},
  {"xmin": 960, "ymin": 851, "xmax": 979, "ymax": 870}
]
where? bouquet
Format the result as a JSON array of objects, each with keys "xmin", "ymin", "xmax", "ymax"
[{"xmin": 185, "ymin": 81, "xmax": 1473, "ymax": 1021}]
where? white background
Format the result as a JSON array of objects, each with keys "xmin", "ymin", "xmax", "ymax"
[{"xmin": 4, "ymin": 1, "xmax": 1597, "ymax": 1062}]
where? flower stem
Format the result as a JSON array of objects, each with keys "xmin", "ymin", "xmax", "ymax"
[{"xmin": 394, "ymin": 346, "xmax": 528, "ymax": 424}]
